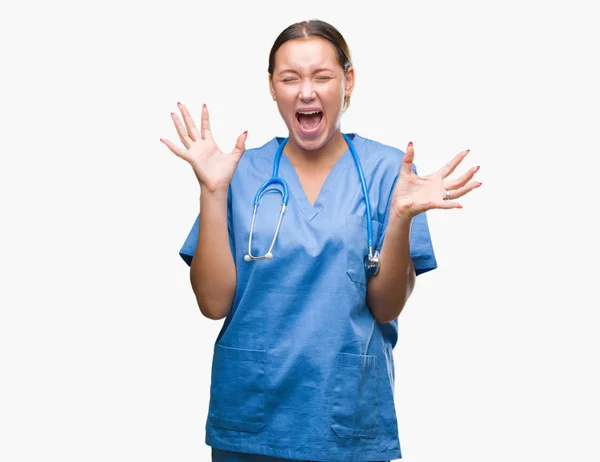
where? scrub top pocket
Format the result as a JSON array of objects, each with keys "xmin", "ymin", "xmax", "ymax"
[
  {"xmin": 209, "ymin": 344, "xmax": 267, "ymax": 433},
  {"xmin": 345, "ymin": 214, "xmax": 382, "ymax": 286},
  {"xmin": 330, "ymin": 352, "xmax": 379, "ymax": 439}
]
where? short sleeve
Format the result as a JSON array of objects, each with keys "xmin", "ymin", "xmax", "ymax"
[
  {"xmin": 178, "ymin": 188, "xmax": 235, "ymax": 267},
  {"xmin": 376, "ymin": 163, "xmax": 438, "ymax": 276},
  {"xmin": 408, "ymin": 209, "xmax": 437, "ymax": 276},
  {"xmin": 178, "ymin": 213, "xmax": 200, "ymax": 267}
]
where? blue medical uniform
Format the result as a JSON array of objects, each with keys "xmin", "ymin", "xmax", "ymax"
[{"xmin": 179, "ymin": 133, "xmax": 437, "ymax": 462}]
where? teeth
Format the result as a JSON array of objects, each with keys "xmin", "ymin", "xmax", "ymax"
[{"xmin": 297, "ymin": 110, "xmax": 321, "ymax": 115}]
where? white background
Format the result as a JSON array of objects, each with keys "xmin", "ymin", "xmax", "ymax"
[{"xmin": 1, "ymin": 0, "xmax": 598, "ymax": 461}]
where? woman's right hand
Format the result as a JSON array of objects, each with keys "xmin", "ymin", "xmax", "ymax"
[{"xmin": 161, "ymin": 102, "xmax": 247, "ymax": 194}]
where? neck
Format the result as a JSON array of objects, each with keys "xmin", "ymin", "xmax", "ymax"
[{"xmin": 284, "ymin": 131, "xmax": 348, "ymax": 170}]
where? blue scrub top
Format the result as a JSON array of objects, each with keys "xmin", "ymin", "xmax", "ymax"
[{"xmin": 179, "ymin": 133, "xmax": 437, "ymax": 461}]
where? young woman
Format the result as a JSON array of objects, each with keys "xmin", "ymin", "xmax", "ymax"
[{"xmin": 162, "ymin": 19, "xmax": 480, "ymax": 462}]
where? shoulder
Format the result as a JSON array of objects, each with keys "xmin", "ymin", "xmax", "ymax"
[
  {"xmin": 351, "ymin": 133, "xmax": 406, "ymax": 172},
  {"xmin": 239, "ymin": 137, "xmax": 278, "ymax": 161},
  {"xmin": 233, "ymin": 137, "xmax": 280, "ymax": 177}
]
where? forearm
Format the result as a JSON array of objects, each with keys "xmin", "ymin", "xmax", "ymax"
[
  {"xmin": 366, "ymin": 213, "xmax": 416, "ymax": 323},
  {"xmin": 190, "ymin": 187, "xmax": 236, "ymax": 320}
]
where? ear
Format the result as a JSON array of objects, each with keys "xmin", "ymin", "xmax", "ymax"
[
  {"xmin": 268, "ymin": 74, "xmax": 276, "ymax": 101},
  {"xmin": 344, "ymin": 66, "xmax": 355, "ymax": 98}
]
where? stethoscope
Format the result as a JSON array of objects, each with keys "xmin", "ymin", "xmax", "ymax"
[{"xmin": 243, "ymin": 133, "xmax": 380, "ymax": 278}]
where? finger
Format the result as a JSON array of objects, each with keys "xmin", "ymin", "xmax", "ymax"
[
  {"xmin": 434, "ymin": 199, "xmax": 463, "ymax": 210},
  {"xmin": 160, "ymin": 138, "xmax": 188, "ymax": 161},
  {"xmin": 171, "ymin": 112, "xmax": 193, "ymax": 149},
  {"xmin": 231, "ymin": 131, "xmax": 248, "ymax": 158},
  {"xmin": 400, "ymin": 141, "xmax": 414, "ymax": 176},
  {"xmin": 446, "ymin": 180, "xmax": 482, "ymax": 200},
  {"xmin": 201, "ymin": 103, "xmax": 213, "ymax": 141},
  {"xmin": 439, "ymin": 149, "xmax": 470, "ymax": 179},
  {"xmin": 445, "ymin": 165, "xmax": 480, "ymax": 190},
  {"xmin": 177, "ymin": 102, "xmax": 201, "ymax": 142}
]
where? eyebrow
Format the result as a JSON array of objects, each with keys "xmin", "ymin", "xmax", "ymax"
[{"xmin": 276, "ymin": 67, "xmax": 336, "ymax": 76}]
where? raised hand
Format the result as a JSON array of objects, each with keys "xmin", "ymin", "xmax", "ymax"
[
  {"xmin": 161, "ymin": 102, "xmax": 247, "ymax": 194},
  {"xmin": 391, "ymin": 142, "xmax": 481, "ymax": 218}
]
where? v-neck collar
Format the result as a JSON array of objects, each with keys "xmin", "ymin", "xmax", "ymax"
[{"xmin": 272, "ymin": 134, "xmax": 358, "ymax": 222}]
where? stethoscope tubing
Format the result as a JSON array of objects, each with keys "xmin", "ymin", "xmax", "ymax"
[{"xmin": 246, "ymin": 134, "xmax": 377, "ymax": 271}]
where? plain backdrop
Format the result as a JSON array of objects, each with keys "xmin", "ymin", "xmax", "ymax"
[{"xmin": 1, "ymin": 0, "xmax": 598, "ymax": 461}]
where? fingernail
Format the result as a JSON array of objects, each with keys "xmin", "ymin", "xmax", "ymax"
[
  {"xmin": 203, "ymin": 103, "xmax": 206, "ymax": 108},
  {"xmin": 477, "ymin": 182, "xmax": 482, "ymax": 186},
  {"xmin": 466, "ymin": 149, "xmax": 470, "ymax": 154},
  {"xmin": 177, "ymin": 102, "xmax": 181, "ymax": 106},
  {"xmin": 243, "ymin": 130, "xmax": 248, "ymax": 137},
  {"xmin": 457, "ymin": 204, "xmax": 463, "ymax": 209},
  {"xmin": 170, "ymin": 112, "xmax": 175, "ymax": 116},
  {"xmin": 159, "ymin": 138, "xmax": 163, "ymax": 142},
  {"xmin": 408, "ymin": 141, "xmax": 413, "ymax": 147},
  {"xmin": 475, "ymin": 165, "xmax": 480, "ymax": 172}
]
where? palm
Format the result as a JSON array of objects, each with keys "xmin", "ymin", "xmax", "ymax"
[
  {"xmin": 391, "ymin": 142, "xmax": 481, "ymax": 217},
  {"xmin": 161, "ymin": 102, "xmax": 247, "ymax": 193},
  {"xmin": 394, "ymin": 170, "xmax": 447, "ymax": 208},
  {"xmin": 189, "ymin": 139, "xmax": 240, "ymax": 192}
]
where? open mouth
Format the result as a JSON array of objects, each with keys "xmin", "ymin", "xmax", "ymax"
[{"xmin": 296, "ymin": 110, "xmax": 323, "ymax": 135}]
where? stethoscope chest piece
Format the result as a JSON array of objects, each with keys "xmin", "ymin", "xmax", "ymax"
[{"xmin": 364, "ymin": 249, "xmax": 380, "ymax": 277}]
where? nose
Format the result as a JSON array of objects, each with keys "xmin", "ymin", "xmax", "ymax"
[{"xmin": 298, "ymin": 79, "xmax": 315, "ymax": 101}]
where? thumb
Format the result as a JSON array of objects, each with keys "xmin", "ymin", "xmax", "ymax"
[
  {"xmin": 231, "ymin": 130, "xmax": 248, "ymax": 158},
  {"xmin": 400, "ymin": 141, "xmax": 414, "ymax": 175}
]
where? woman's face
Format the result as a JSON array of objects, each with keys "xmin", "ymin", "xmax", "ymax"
[{"xmin": 269, "ymin": 36, "xmax": 354, "ymax": 152}]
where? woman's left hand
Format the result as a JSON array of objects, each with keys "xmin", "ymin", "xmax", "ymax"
[{"xmin": 391, "ymin": 142, "xmax": 481, "ymax": 218}]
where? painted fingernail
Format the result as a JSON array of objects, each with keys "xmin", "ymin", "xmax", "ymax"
[
  {"xmin": 408, "ymin": 141, "xmax": 413, "ymax": 147},
  {"xmin": 243, "ymin": 130, "xmax": 248, "ymax": 137},
  {"xmin": 203, "ymin": 103, "xmax": 206, "ymax": 108},
  {"xmin": 170, "ymin": 112, "xmax": 175, "ymax": 116},
  {"xmin": 477, "ymin": 182, "xmax": 483, "ymax": 186},
  {"xmin": 159, "ymin": 138, "xmax": 163, "ymax": 142},
  {"xmin": 475, "ymin": 165, "xmax": 480, "ymax": 172},
  {"xmin": 457, "ymin": 204, "xmax": 463, "ymax": 209},
  {"xmin": 177, "ymin": 102, "xmax": 181, "ymax": 106},
  {"xmin": 466, "ymin": 149, "xmax": 470, "ymax": 153}
]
